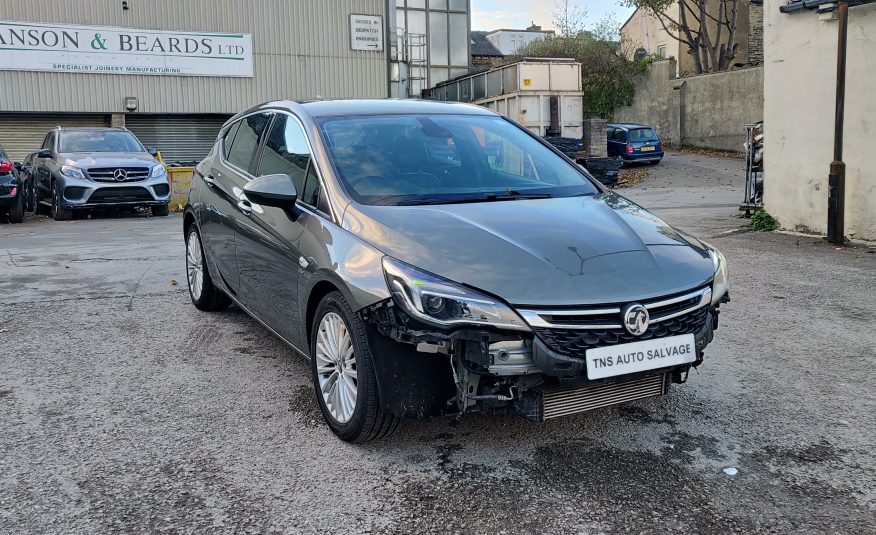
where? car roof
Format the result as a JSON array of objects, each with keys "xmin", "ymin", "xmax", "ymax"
[
  {"xmin": 56, "ymin": 127, "xmax": 131, "ymax": 133},
  {"xmin": 608, "ymin": 123, "xmax": 654, "ymax": 130},
  {"xmin": 238, "ymin": 99, "xmax": 498, "ymax": 121}
]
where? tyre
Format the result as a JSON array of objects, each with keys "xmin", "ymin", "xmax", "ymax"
[
  {"xmin": 34, "ymin": 185, "xmax": 50, "ymax": 215},
  {"xmin": 51, "ymin": 183, "xmax": 72, "ymax": 221},
  {"xmin": 310, "ymin": 291, "xmax": 400, "ymax": 443},
  {"xmin": 185, "ymin": 225, "xmax": 231, "ymax": 311},
  {"xmin": 22, "ymin": 182, "xmax": 32, "ymax": 212},
  {"xmin": 151, "ymin": 204, "xmax": 170, "ymax": 217},
  {"xmin": 9, "ymin": 191, "xmax": 24, "ymax": 223}
]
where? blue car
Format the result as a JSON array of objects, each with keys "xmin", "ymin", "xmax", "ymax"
[{"xmin": 607, "ymin": 123, "xmax": 664, "ymax": 165}]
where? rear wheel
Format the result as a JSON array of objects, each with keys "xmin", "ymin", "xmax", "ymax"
[
  {"xmin": 311, "ymin": 291, "xmax": 400, "ymax": 442},
  {"xmin": 185, "ymin": 226, "xmax": 231, "ymax": 311},
  {"xmin": 51, "ymin": 183, "xmax": 72, "ymax": 221},
  {"xmin": 151, "ymin": 204, "xmax": 170, "ymax": 217},
  {"xmin": 8, "ymin": 192, "xmax": 24, "ymax": 223}
]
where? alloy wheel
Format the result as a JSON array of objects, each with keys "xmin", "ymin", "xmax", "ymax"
[
  {"xmin": 315, "ymin": 312, "xmax": 358, "ymax": 423},
  {"xmin": 186, "ymin": 230, "xmax": 204, "ymax": 300}
]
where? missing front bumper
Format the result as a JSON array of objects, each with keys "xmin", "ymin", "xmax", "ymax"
[{"xmin": 515, "ymin": 374, "xmax": 669, "ymax": 421}]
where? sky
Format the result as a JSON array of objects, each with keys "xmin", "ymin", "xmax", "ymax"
[{"xmin": 470, "ymin": 0, "xmax": 635, "ymax": 32}]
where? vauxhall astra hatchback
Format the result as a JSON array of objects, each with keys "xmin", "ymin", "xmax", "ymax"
[{"xmin": 183, "ymin": 100, "xmax": 729, "ymax": 442}]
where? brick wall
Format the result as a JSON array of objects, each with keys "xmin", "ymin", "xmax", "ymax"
[{"xmin": 748, "ymin": 2, "xmax": 764, "ymax": 66}]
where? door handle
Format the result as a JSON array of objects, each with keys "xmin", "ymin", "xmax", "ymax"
[
  {"xmin": 203, "ymin": 174, "xmax": 216, "ymax": 186},
  {"xmin": 237, "ymin": 198, "xmax": 253, "ymax": 215}
]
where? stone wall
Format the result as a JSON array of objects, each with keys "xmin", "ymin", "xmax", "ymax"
[{"xmin": 613, "ymin": 59, "xmax": 763, "ymax": 151}]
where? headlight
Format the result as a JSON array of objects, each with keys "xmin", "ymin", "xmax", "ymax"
[
  {"xmin": 382, "ymin": 257, "xmax": 530, "ymax": 331},
  {"xmin": 151, "ymin": 165, "xmax": 167, "ymax": 178},
  {"xmin": 61, "ymin": 166, "xmax": 86, "ymax": 180},
  {"xmin": 705, "ymin": 244, "xmax": 730, "ymax": 305}
]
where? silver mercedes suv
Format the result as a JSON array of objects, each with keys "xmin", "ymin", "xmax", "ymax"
[{"xmin": 31, "ymin": 127, "xmax": 170, "ymax": 220}]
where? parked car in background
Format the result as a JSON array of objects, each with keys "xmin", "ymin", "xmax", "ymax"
[
  {"xmin": 607, "ymin": 123, "xmax": 664, "ymax": 165},
  {"xmin": 14, "ymin": 152, "xmax": 37, "ymax": 213},
  {"xmin": 31, "ymin": 127, "xmax": 170, "ymax": 221},
  {"xmin": 184, "ymin": 100, "xmax": 729, "ymax": 442},
  {"xmin": 0, "ymin": 144, "xmax": 24, "ymax": 223}
]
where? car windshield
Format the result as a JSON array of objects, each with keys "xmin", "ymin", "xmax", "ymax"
[
  {"xmin": 628, "ymin": 128, "xmax": 659, "ymax": 142},
  {"xmin": 59, "ymin": 131, "xmax": 145, "ymax": 153},
  {"xmin": 317, "ymin": 114, "xmax": 599, "ymax": 206}
]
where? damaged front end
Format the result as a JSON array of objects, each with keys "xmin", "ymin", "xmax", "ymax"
[{"xmin": 361, "ymin": 257, "xmax": 723, "ymax": 422}]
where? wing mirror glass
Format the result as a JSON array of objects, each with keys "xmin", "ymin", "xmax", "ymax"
[
  {"xmin": 243, "ymin": 174, "xmax": 298, "ymax": 208},
  {"xmin": 147, "ymin": 148, "xmax": 159, "ymax": 157}
]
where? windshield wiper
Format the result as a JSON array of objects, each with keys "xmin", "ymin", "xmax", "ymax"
[{"xmin": 400, "ymin": 190, "xmax": 553, "ymax": 206}]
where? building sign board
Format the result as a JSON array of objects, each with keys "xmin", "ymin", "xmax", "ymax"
[
  {"xmin": 349, "ymin": 15, "xmax": 383, "ymax": 52},
  {"xmin": 0, "ymin": 21, "xmax": 253, "ymax": 77}
]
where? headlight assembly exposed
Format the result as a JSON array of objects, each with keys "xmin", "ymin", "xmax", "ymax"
[
  {"xmin": 705, "ymin": 244, "xmax": 730, "ymax": 305},
  {"xmin": 382, "ymin": 257, "xmax": 530, "ymax": 331},
  {"xmin": 151, "ymin": 165, "xmax": 167, "ymax": 178},
  {"xmin": 61, "ymin": 166, "xmax": 86, "ymax": 180}
]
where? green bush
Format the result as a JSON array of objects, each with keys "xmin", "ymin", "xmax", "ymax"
[{"xmin": 749, "ymin": 210, "xmax": 779, "ymax": 231}]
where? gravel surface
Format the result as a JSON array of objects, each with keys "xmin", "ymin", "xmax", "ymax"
[{"xmin": 1, "ymin": 153, "xmax": 874, "ymax": 534}]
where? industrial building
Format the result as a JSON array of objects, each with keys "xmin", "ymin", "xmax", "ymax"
[{"xmin": 0, "ymin": 0, "xmax": 471, "ymax": 162}]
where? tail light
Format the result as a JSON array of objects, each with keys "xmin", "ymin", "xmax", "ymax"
[
  {"xmin": 659, "ymin": 142, "xmax": 664, "ymax": 152},
  {"xmin": 0, "ymin": 160, "xmax": 12, "ymax": 173},
  {"xmin": 626, "ymin": 145, "xmax": 634, "ymax": 154}
]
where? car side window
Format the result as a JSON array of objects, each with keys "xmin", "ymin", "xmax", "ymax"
[
  {"xmin": 226, "ymin": 113, "xmax": 271, "ymax": 174},
  {"xmin": 222, "ymin": 121, "xmax": 241, "ymax": 160},
  {"xmin": 302, "ymin": 161, "xmax": 321, "ymax": 208},
  {"xmin": 257, "ymin": 114, "xmax": 311, "ymax": 195}
]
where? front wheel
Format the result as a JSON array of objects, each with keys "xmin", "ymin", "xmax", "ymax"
[
  {"xmin": 311, "ymin": 291, "xmax": 400, "ymax": 442},
  {"xmin": 185, "ymin": 226, "xmax": 231, "ymax": 311},
  {"xmin": 151, "ymin": 204, "xmax": 170, "ymax": 217},
  {"xmin": 51, "ymin": 183, "xmax": 72, "ymax": 221}
]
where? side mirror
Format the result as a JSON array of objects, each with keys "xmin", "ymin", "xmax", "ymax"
[
  {"xmin": 243, "ymin": 174, "xmax": 298, "ymax": 208},
  {"xmin": 38, "ymin": 149, "xmax": 52, "ymax": 159},
  {"xmin": 147, "ymin": 148, "xmax": 159, "ymax": 157},
  {"xmin": 13, "ymin": 162, "xmax": 21, "ymax": 171}
]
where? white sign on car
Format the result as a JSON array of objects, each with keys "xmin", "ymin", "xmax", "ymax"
[
  {"xmin": 0, "ymin": 20, "xmax": 253, "ymax": 77},
  {"xmin": 586, "ymin": 334, "xmax": 697, "ymax": 380}
]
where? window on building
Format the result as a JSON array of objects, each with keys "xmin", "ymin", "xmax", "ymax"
[{"xmin": 657, "ymin": 45, "xmax": 667, "ymax": 58}]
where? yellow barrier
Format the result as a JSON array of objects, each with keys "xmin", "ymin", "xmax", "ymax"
[{"xmin": 167, "ymin": 167, "xmax": 194, "ymax": 211}]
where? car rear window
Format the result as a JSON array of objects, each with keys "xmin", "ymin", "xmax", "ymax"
[
  {"xmin": 317, "ymin": 114, "xmax": 599, "ymax": 206},
  {"xmin": 628, "ymin": 128, "xmax": 659, "ymax": 142}
]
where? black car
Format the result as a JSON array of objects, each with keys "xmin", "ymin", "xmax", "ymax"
[
  {"xmin": 0, "ymin": 144, "xmax": 24, "ymax": 224},
  {"xmin": 31, "ymin": 127, "xmax": 171, "ymax": 221},
  {"xmin": 184, "ymin": 100, "xmax": 729, "ymax": 442},
  {"xmin": 14, "ymin": 152, "xmax": 37, "ymax": 213},
  {"xmin": 607, "ymin": 123, "xmax": 665, "ymax": 165}
]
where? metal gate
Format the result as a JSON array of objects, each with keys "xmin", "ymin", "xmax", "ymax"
[
  {"xmin": 125, "ymin": 114, "xmax": 231, "ymax": 165},
  {"xmin": 0, "ymin": 113, "xmax": 110, "ymax": 162}
]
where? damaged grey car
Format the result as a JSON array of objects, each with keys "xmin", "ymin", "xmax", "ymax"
[{"xmin": 183, "ymin": 99, "xmax": 729, "ymax": 442}]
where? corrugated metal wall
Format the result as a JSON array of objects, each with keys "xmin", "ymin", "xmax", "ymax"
[
  {"xmin": 126, "ymin": 114, "xmax": 231, "ymax": 163},
  {"xmin": 0, "ymin": 0, "xmax": 389, "ymax": 114},
  {"xmin": 0, "ymin": 113, "xmax": 110, "ymax": 161}
]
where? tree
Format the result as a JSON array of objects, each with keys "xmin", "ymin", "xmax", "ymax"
[
  {"xmin": 624, "ymin": 0, "xmax": 741, "ymax": 73},
  {"xmin": 553, "ymin": 0, "xmax": 588, "ymax": 36}
]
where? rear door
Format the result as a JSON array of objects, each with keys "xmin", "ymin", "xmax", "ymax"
[
  {"xmin": 199, "ymin": 112, "xmax": 272, "ymax": 297},
  {"xmin": 34, "ymin": 132, "xmax": 55, "ymax": 200},
  {"xmin": 234, "ymin": 112, "xmax": 314, "ymax": 344}
]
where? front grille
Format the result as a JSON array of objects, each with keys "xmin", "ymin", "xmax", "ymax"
[
  {"xmin": 534, "ymin": 307, "xmax": 710, "ymax": 360},
  {"xmin": 87, "ymin": 167, "xmax": 151, "ymax": 182},
  {"xmin": 88, "ymin": 187, "xmax": 153, "ymax": 203}
]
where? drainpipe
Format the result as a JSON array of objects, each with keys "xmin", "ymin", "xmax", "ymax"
[{"xmin": 827, "ymin": 0, "xmax": 849, "ymax": 244}]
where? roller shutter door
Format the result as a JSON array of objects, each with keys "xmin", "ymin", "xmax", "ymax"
[
  {"xmin": 126, "ymin": 114, "xmax": 231, "ymax": 165},
  {"xmin": 0, "ymin": 113, "xmax": 110, "ymax": 162}
]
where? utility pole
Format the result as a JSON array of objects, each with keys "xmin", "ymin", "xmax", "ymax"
[{"xmin": 827, "ymin": 0, "xmax": 849, "ymax": 244}]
